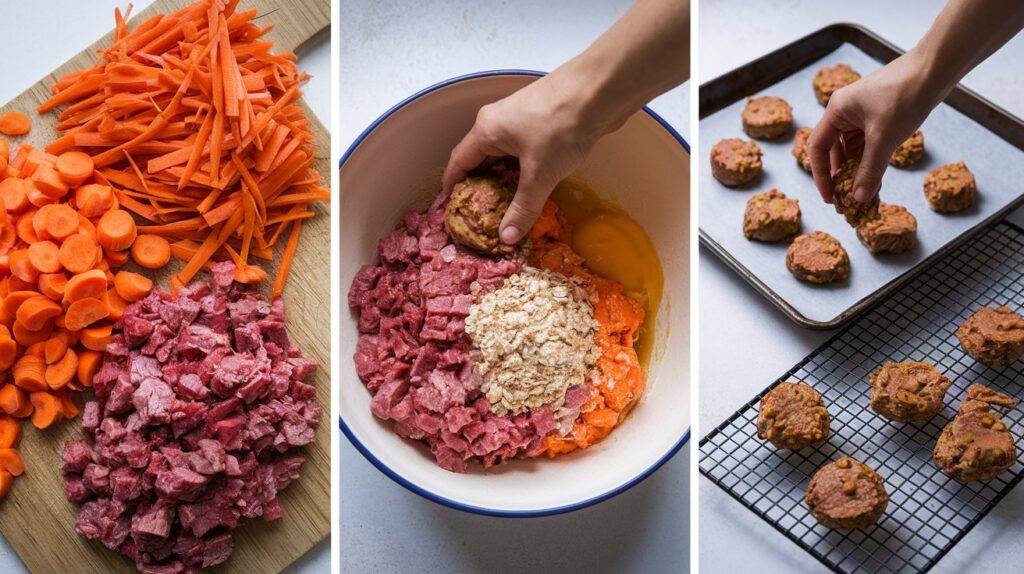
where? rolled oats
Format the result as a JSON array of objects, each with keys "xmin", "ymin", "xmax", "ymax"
[{"xmin": 465, "ymin": 268, "xmax": 599, "ymax": 416}]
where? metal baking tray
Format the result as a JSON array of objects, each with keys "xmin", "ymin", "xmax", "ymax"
[
  {"xmin": 699, "ymin": 221, "xmax": 1024, "ymax": 574},
  {"xmin": 699, "ymin": 24, "xmax": 1024, "ymax": 329}
]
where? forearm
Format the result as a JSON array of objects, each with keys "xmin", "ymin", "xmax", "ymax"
[
  {"xmin": 557, "ymin": 0, "xmax": 690, "ymax": 134},
  {"xmin": 910, "ymin": 0, "xmax": 1024, "ymax": 102}
]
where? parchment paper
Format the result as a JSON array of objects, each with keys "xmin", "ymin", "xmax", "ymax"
[{"xmin": 699, "ymin": 43, "xmax": 1024, "ymax": 326}]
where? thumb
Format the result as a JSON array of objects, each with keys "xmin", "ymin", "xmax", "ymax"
[
  {"xmin": 499, "ymin": 169, "xmax": 555, "ymax": 244},
  {"xmin": 853, "ymin": 137, "xmax": 891, "ymax": 203}
]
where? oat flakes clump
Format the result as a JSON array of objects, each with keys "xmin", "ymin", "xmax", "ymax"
[{"xmin": 465, "ymin": 268, "xmax": 599, "ymax": 416}]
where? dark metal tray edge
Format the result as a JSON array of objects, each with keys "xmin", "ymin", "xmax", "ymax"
[{"xmin": 698, "ymin": 23, "xmax": 1024, "ymax": 330}]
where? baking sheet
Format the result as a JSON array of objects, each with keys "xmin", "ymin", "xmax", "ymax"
[{"xmin": 699, "ymin": 42, "xmax": 1024, "ymax": 327}]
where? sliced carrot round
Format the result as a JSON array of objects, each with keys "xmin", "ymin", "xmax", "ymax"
[
  {"xmin": 27, "ymin": 241, "xmax": 61, "ymax": 274},
  {"xmin": 0, "ymin": 112, "xmax": 30, "ymax": 136},
  {"xmin": 58, "ymin": 234, "xmax": 100, "ymax": 275},
  {"xmin": 97, "ymin": 209, "xmax": 136, "ymax": 251},
  {"xmin": 64, "ymin": 297, "xmax": 109, "ymax": 331},
  {"xmin": 43, "ymin": 203, "xmax": 79, "ymax": 240},
  {"xmin": 0, "ymin": 179, "xmax": 28, "ymax": 214},
  {"xmin": 55, "ymin": 151, "xmax": 94, "ymax": 187},
  {"xmin": 130, "ymin": 234, "xmax": 171, "ymax": 269}
]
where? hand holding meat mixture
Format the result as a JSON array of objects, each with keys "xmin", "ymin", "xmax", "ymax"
[{"xmin": 807, "ymin": 3, "xmax": 1024, "ymax": 206}]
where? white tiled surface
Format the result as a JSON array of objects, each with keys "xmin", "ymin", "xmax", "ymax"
[
  {"xmin": 0, "ymin": 2, "xmax": 329, "ymax": 572},
  {"xmin": 699, "ymin": 1, "xmax": 1024, "ymax": 573},
  {"xmin": 340, "ymin": 1, "xmax": 690, "ymax": 572}
]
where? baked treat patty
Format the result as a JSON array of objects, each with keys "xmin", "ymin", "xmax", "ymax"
[
  {"xmin": 786, "ymin": 231, "xmax": 850, "ymax": 284},
  {"xmin": 757, "ymin": 382, "xmax": 830, "ymax": 449},
  {"xmin": 934, "ymin": 384, "xmax": 1017, "ymax": 482},
  {"xmin": 832, "ymin": 158, "xmax": 880, "ymax": 228},
  {"xmin": 806, "ymin": 456, "xmax": 889, "ymax": 529},
  {"xmin": 710, "ymin": 138, "xmax": 763, "ymax": 187},
  {"xmin": 742, "ymin": 95, "xmax": 793, "ymax": 140},
  {"xmin": 890, "ymin": 130, "xmax": 925, "ymax": 168},
  {"xmin": 792, "ymin": 127, "xmax": 813, "ymax": 172},
  {"xmin": 924, "ymin": 161, "xmax": 976, "ymax": 213},
  {"xmin": 743, "ymin": 189, "xmax": 800, "ymax": 242},
  {"xmin": 869, "ymin": 362, "xmax": 952, "ymax": 422},
  {"xmin": 856, "ymin": 202, "xmax": 917, "ymax": 254},
  {"xmin": 813, "ymin": 64, "xmax": 861, "ymax": 106},
  {"xmin": 957, "ymin": 306, "xmax": 1024, "ymax": 366}
]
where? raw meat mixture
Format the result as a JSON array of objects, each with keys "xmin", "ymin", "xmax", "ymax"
[
  {"xmin": 62, "ymin": 262, "xmax": 320, "ymax": 573},
  {"xmin": 349, "ymin": 191, "xmax": 646, "ymax": 472}
]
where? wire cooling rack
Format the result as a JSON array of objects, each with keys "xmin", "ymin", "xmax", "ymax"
[{"xmin": 699, "ymin": 221, "xmax": 1024, "ymax": 574}]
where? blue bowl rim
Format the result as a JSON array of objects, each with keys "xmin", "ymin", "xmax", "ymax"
[{"xmin": 339, "ymin": 69, "xmax": 691, "ymax": 518}]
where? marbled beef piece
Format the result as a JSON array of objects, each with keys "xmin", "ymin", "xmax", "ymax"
[{"xmin": 63, "ymin": 262, "xmax": 320, "ymax": 573}]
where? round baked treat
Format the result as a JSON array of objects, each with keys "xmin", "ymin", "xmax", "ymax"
[
  {"xmin": 812, "ymin": 64, "xmax": 861, "ymax": 106},
  {"xmin": 923, "ymin": 161, "xmax": 976, "ymax": 213},
  {"xmin": 806, "ymin": 456, "xmax": 889, "ymax": 529},
  {"xmin": 710, "ymin": 138, "xmax": 763, "ymax": 187},
  {"xmin": 792, "ymin": 127, "xmax": 813, "ymax": 172},
  {"xmin": 934, "ymin": 384, "xmax": 1017, "ymax": 482},
  {"xmin": 786, "ymin": 231, "xmax": 850, "ymax": 284},
  {"xmin": 957, "ymin": 306, "xmax": 1024, "ymax": 366},
  {"xmin": 742, "ymin": 95, "xmax": 793, "ymax": 140},
  {"xmin": 890, "ymin": 130, "xmax": 924, "ymax": 168},
  {"xmin": 869, "ymin": 362, "xmax": 952, "ymax": 422},
  {"xmin": 757, "ymin": 382, "xmax": 830, "ymax": 449},
  {"xmin": 832, "ymin": 158, "xmax": 880, "ymax": 227},
  {"xmin": 445, "ymin": 174, "xmax": 515, "ymax": 255},
  {"xmin": 743, "ymin": 189, "xmax": 801, "ymax": 242},
  {"xmin": 856, "ymin": 203, "xmax": 917, "ymax": 254}
]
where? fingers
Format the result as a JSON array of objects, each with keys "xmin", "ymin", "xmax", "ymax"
[
  {"xmin": 808, "ymin": 113, "xmax": 841, "ymax": 204},
  {"xmin": 442, "ymin": 128, "xmax": 490, "ymax": 195},
  {"xmin": 853, "ymin": 137, "xmax": 891, "ymax": 203},
  {"xmin": 499, "ymin": 165, "xmax": 554, "ymax": 244}
]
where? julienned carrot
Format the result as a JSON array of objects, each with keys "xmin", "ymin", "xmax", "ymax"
[
  {"xmin": 29, "ymin": 392, "xmax": 61, "ymax": 430},
  {"xmin": 0, "ymin": 112, "xmax": 30, "ymax": 137},
  {"xmin": 37, "ymin": 0, "xmax": 327, "ymax": 295},
  {"xmin": 130, "ymin": 234, "xmax": 170, "ymax": 269},
  {"xmin": 113, "ymin": 270, "xmax": 152, "ymax": 301}
]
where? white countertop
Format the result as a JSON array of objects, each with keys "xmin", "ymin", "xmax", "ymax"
[
  {"xmin": 698, "ymin": 1, "xmax": 1024, "ymax": 573},
  {"xmin": 339, "ymin": 0, "xmax": 690, "ymax": 572},
  {"xmin": 0, "ymin": 2, "xmax": 329, "ymax": 572}
]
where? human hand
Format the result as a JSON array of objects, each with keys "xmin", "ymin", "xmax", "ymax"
[
  {"xmin": 441, "ymin": 72, "xmax": 607, "ymax": 245},
  {"xmin": 807, "ymin": 51, "xmax": 945, "ymax": 205}
]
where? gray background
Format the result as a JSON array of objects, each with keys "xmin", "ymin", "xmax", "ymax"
[
  {"xmin": 340, "ymin": 1, "xmax": 690, "ymax": 573},
  {"xmin": 700, "ymin": 1, "xmax": 1024, "ymax": 573},
  {"xmin": 0, "ymin": 1, "xmax": 329, "ymax": 572}
]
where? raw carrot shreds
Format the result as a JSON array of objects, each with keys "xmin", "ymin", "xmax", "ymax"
[{"xmin": 39, "ymin": 0, "xmax": 328, "ymax": 295}]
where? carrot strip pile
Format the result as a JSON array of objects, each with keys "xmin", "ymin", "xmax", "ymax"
[
  {"xmin": 0, "ymin": 121, "xmax": 142, "ymax": 500},
  {"xmin": 39, "ymin": 0, "xmax": 328, "ymax": 296}
]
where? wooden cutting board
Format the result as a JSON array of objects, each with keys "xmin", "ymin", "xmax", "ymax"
[{"xmin": 0, "ymin": 1, "xmax": 331, "ymax": 572}]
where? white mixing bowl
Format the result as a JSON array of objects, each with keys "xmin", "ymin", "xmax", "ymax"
[{"xmin": 340, "ymin": 71, "xmax": 690, "ymax": 516}]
